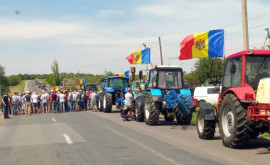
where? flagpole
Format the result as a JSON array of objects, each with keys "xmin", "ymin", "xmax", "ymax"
[{"xmin": 143, "ymin": 43, "xmax": 149, "ymax": 79}]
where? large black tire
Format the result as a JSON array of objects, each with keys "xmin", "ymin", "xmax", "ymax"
[
  {"xmin": 173, "ymin": 103, "xmax": 192, "ymax": 125},
  {"xmin": 144, "ymin": 92, "xmax": 160, "ymax": 125},
  {"xmin": 135, "ymin": 96, "xmax": 145, "ymax": 122},
  {"xmin": 103, "ymin": 93, "xmax": 112, "ymax": 113},
  {"xmin": 219, "ymin": 93, "xmax": 251, "ymax": 148},
  {"xmin": 197, "ymin": 107, "xmax": 216, "ymax": 139},
  {"xmin": 98, "ymin": 93, "xmax": 104, "ymax": 111}
]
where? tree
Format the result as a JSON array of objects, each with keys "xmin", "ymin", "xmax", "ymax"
[
  {"xmin": 7, "ymin": 75, "xmax": 22, "ymax": 86},
  {"xmin": 194, "ymin": 58, "xmax": 224, "ymax": 85},
  {"xmin": 0, "ymin": 65, "xmax": 9, "ymax": 96},
  {"xmin": 184, "ymin": 71, "xmax": 200, "ymax": 88},
  {"xmin": 51, "ymin": 60, "xmax": 60, "ymax": 85}
]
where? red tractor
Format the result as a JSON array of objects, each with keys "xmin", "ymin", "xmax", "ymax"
[{"xmin": 197, "ymin": 50, "xmax": 270, "ymax": 148}]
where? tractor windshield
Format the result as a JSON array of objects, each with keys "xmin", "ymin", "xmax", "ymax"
[
  {"xmin": 109, "ymin": 78, "xmax": 129, "ymax": 90},
  {"xmin": 158, "ymin": 70, "xmax": 183, "ymax": 89},
  {"xmin": 246, "ymin": 55, "xmax": 270, "ymax": 89}
]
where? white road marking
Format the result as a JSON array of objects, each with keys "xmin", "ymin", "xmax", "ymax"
[
  {"xmin": 63, "ymin": 134, "xmax": 73, "ymax": 144},
  {"xmin": 51, "ymin": 118, "xmax": 56, "ymax": 122},
  {"xmin": 107, "ymin": 127, "xmax": 181, "ymax": 165}
]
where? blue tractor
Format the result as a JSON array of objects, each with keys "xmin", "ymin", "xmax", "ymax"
[
  {"xmin": 99, "ymin": 76, "xmax": 129, "ymax": 113},
  {"xmin": 144, "ymin": 65, "xmax": 195, "ymax": 125}
]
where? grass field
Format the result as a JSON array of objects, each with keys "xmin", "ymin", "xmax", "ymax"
[{"xmin": 8, "ymin": 80, "xmax": 26, "ymax": 95}]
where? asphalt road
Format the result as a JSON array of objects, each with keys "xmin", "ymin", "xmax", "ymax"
[
  {"xmin": 0, "ymin": 109, "xmax": 270, "ymax": 165},
  {"xmin": 26, "ymin": 80, "xmax": 44, "ymax": 93}
]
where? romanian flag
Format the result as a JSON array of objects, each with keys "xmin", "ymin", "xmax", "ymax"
[
  {"xmin": 126, "ymin": 48, "xmax": 150, "ymax": 64},
  {"xmin": 115, "ymin": 70, "xmax": 130, "ymax": 78},
  {"xmin": 179, "ymin": 29, "xmax": 224, "ymax": 60}
]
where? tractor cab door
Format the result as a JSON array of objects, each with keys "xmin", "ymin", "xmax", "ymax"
[{"xmin": 222, "ymin": 56, "xmax": 242, "ymax": 94}]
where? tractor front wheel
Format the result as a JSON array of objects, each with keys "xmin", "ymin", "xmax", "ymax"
[
  {"xmin": 103, "ymin": 93, "xmax": 112, "ymax": 113},
  {"xmin": 219, "ymin": 93, "xmax": 250, "ymax": 148},
  {"xmin": 135, "ymin": 96, "xmax": 145, "ymax": 122},
  {"xmin": 173, "ymin": 103, "xmax": 192, "ymax": 125},
  {"xmin": 197, "ymin": 107, "xmax": 216, "ymax": 139},
  {"xmin": 144, "ymin": 92, "xmax": 159, "ymax": 125}
]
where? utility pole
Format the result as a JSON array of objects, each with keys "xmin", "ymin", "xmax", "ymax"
[
  {"xmin": 159, "ymin": 37, "xmax": 164, "ymax": 65},
  {"xmin": 143, "ymin": 43, "xmax": 149, "ymax": 78},
  {"xmin": 242, "ymin": 0, "xmax": 249, "ymax": 50}
]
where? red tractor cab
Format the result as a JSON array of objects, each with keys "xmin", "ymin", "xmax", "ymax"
[{"xmin": 197, "ymin": 50, "xmax": 270, "ymax": 148}]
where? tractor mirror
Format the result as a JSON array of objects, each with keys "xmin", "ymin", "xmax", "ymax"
[
  {"xmin": 101, "ymin": 78, "xmax": 105, "ymax": 82},
  {"xmin": 139, "ymin": 70, "xmax": 143, "ymax": 80}
]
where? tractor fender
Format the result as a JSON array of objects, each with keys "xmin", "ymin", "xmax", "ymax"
[
  {"xmin": 220, "ymin": 86, "xmax": 255, "ymax": 101},
  {"xmin": 149, "ymin": 89, "xmax": 162, "ymax": 102},
  {"xmin": 124, "ymin": 87, "xmax": 129, "ymax": 93},
  {"xmin": 200, "ymin": 102, "xmax": 216, "ymax": 121},
  {"xmin": 179, "ymin": 88, "xmax": 192, "ymax": 95},
  {"xmin": 104, "ymin": 87, "xmax": 114, "ymax": 93}
]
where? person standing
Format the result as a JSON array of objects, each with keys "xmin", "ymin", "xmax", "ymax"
[
  {"xmin": 24, "ymin": 91, "xmax": 31, "ymax": 115},
  {"xmin": 59, "ymin": 91, "xmax": 65, "ymax": 112},
  {"xmin": 51, "ymin": 91, "xmax": 58, "ymax": 113},
  {"xmin": 90, "ymin": 91, "xmax": 97, "ymax": 112},
  {"xmin": 12, "ymin": 92, "xmax": 19, "ymax": 115},
  {"xmin": 31, "ymin": 92, "xmax": 39, "ymax": 114},
  {"xmin": 41, "ymin": 91, "xmax": 49, "ymax": 113},
  {"xmin": 68, "ymin": 90, "xmax": 74, "ymax": 112},
  {"xmin": 1, "ymin": 93, "xmax": 10, "ymax": 119},
  {"xmin": 76, "ymin": 90, "xmax": 81, "ymax": 111}
]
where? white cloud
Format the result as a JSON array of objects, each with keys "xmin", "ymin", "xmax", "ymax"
[
  {"xmin": 97, "ymin": 10, "xmax": 124, "ymax": 17},
  {"xmin": 0, "ymin": 20, "xmax": 84, "ymax": 40},
  {"xmin": 135, "ymin": 4, "xmax": 177, "ymax": 16}
]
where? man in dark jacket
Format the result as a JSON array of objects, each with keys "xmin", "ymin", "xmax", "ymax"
[{"xmin": 1, "ymin": 93, "xmax": 10, "ymax": 119}]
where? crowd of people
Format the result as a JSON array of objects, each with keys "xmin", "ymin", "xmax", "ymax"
[{"xmin": 1, "ymin": 90, "xmax": 99, "ymax": 119}]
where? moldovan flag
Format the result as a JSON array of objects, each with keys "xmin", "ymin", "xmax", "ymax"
[
  {"xmin": 126, "ymin": 48, "xmax": 150, "ymax": 64},
  {"xmin": 115, "ymin": 70, "xmax": 130, "ymax": 78},
  {"xmin": 179, "ymin": 29, "xmax": 224, "ymax": 60}
]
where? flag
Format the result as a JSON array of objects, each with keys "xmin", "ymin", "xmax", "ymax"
[
  {"xmin": 115, "ymin": 70, "xmax": 130, "ymax": 78},
  {"xmin": 82, "ymin": 77, "xmax": 86, "ymax": 84},
  {"xmin": 126, "ymin": 48, "xmax": 150, "ymax": 64},
  {"xmin": 58, "ymin": 85, "xmax": 61, "ymax": 91},
  {"xmin": 77, "ymin": 77, "xmax": 86, "ymax": 85},
  {"xmin": 179, "ymin": 29, "xmax": 224, "ymax": 60}
]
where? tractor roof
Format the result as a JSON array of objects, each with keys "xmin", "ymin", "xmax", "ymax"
[
  {"xmin": 107, "ymin": 76, "xmax": 129, "ymax": 79},
  {"xmin": 227, "ymin": 50, "xmax": 270, "ymax": 59},
  {"xmin": 153, "ymin": 65, "xmax": 182, "ymax": 70}
]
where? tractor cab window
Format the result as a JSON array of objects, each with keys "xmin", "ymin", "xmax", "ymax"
[
  {"xmin": 223, "ymin": 57, "xmax": 242, "ymax": 88},
  {"xmin": 148, "ymin": 69, "xmax": 157, "ymax": 88},
  {"xmin": 158, "ymin": 70, "xmax": 183, "ymax": 89},
  {"xmin": 246, "ymin": 55, "xmax": 270, "ymax": 89},
  {"xmin": 109, "ymin": 78, "xmax": 129, "ymax": 90}
]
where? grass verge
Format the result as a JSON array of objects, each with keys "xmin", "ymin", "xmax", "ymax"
[{"xmin": 9, "ymin": 80, "xmax": 26, "ymax": 95}]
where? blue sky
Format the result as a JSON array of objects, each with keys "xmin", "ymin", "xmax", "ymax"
[{"xmin": 0, "ymin": 0, "xmax": 270, "ymax": 75}]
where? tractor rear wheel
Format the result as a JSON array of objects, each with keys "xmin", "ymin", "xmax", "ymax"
[
  {"xmin": 219, "ymin": 93, "xmax": 250, "ymax": 148},
  {"xmin": 144, "ymin": 92, "xmax": 159, "ymax": 125},
  {"xmin": 103, "ymin": 93, "xmax": 112, "ymax": 113},
  {"xmin": 135, "ymin": 97, "xmax": 145, "ymax": 122},
  {"xmin": 197, "ymin": 107, "xmax": 216, "ymax": 139},
  {"xmin": 98, "ymin": 93, "xmax": 104, "ymax": 111},
  {"xmin": 173, "ymin": 103, "xmax": 192, "ymax": 125}
]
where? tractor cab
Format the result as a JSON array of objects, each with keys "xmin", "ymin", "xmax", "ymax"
[
  {"xmin": 148, "ymin": 66, "xmax": 184, "ymax": 91},
  {"xmin": 221, "ymin": 50, "xmax": 270, "ymax": 101}
]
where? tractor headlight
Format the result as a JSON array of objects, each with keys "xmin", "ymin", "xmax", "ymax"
[{"xmin": 162, "ymin": 101, "xmax": 167, "ymax": 107}]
